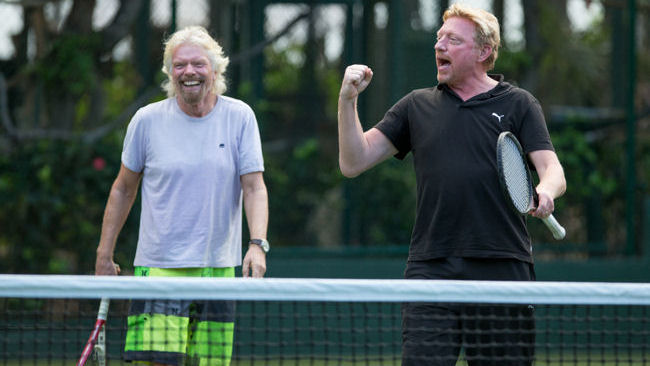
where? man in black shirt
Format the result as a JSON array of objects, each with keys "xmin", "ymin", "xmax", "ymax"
[{"xmin": 337, "ymin": 3, "xmax": 566, "ymax": 366}]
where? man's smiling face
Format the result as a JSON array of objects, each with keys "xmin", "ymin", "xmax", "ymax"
[{"xmin": 171, "ymin": 43, "xmax": 215, "ymax": 106}]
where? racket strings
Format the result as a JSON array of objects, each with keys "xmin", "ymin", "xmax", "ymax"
[{"xmin": 500, "ymin": 138, "xmax": 533, "ymax": 214}]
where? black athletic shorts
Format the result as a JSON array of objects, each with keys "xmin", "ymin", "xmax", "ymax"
[{"xmin": 401, "ymin": 257, "xmax": 536, "ymax": 366}]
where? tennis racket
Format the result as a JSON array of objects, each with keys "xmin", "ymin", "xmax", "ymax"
[
  {"xmin": 77, "ymin": 297, "xmax": 109, "ymax": 366},
  {"xmin": 496, "ymin": 131, "xmax": 566, "ymax": 240}
]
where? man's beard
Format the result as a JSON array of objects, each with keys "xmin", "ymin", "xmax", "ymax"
[{"xmin": 177, "ymin": 79, "xmax": 210, "ymax": 104}]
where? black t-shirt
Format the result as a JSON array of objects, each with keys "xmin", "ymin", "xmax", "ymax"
[{"xmin": 375, "ymin": 76, "xmax": 554, "ymax": 264}]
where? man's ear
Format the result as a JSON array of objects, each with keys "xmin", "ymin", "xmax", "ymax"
[{"xmin": 478, "ymin": 45, "xmax": 493, "ymax": 63}]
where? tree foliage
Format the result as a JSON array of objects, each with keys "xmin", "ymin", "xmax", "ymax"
[
  {"xmin": 0, "ymin": 130, "xmax": 138, "ymax": 274},
  {"xmin": 0, "ymin": 0, "xmax": 649, "ymax": 274}
]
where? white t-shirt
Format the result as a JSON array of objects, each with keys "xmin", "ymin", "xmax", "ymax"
[{"xmin": 121, "ymin": 96, "xmax": 264, "ymax": 268}]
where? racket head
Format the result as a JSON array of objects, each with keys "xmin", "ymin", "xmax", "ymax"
[{"xmin": 496, "ymin": 132, "xmax": 535, "ymax": 215}]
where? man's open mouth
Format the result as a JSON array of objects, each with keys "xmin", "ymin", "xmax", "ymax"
[{"xmin": 436, "ymin": 57, "xmax": 451, "ymax": 69}]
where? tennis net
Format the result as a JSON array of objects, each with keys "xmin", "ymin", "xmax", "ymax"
[{"xmin": 1, "ymin": 275, "xmax": 649, "ymax": 365}]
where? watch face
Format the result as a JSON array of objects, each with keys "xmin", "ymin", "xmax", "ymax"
[{"xmin": 251, "ymin": 239, "xmax": 269, "ymax": 253}]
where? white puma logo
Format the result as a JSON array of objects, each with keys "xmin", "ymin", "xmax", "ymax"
[{"xmin": 491, "ymin": 113, "xmax": 504, "ymax": 123}]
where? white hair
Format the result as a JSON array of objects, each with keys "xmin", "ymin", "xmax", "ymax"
[{"xmin": 161, "ymin": 26, "xmax": 230, "ymax": 97}]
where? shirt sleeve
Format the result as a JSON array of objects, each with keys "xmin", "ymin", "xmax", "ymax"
[
  {"xmin": 374, "ymin": 92, "xmax": 412, "ymax": 160},
  {"xmin": 121, "ymin": 109, "xmax": 146, "ymax": 173},
  {"xmin": 518, "ymin": 96, "xmax": 554, "ymax": 154},
  {"xmin": 238, "ymin": 105, "xmax": 265, "ymax": 176}
]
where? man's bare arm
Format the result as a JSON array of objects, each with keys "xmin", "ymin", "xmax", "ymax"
[
  {"xmin": 338, "ymin": 64, "xmax": 397, "ymax": 177},
  {"xmin": 241, "ymin": 172, "xmax": 268, "ymax": 278},
  {"xmin": 95, "ymin": 164, "xmax": 142, "ymax": 275},
  {"xmin": 529, "ymin": 150, "xmax": 566, "ymax": 218}
]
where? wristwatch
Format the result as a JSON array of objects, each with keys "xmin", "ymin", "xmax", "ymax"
[{"xmin": 249, "ymin": 239, "xmax": 270, "ymax": 253}]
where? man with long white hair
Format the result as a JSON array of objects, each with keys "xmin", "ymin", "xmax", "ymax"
[{"xmin": 95, "ymin": 25, "xmax": 269, "ymax": 365}]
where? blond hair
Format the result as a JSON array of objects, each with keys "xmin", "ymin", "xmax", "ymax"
[
  {"xmin": 443, "ymin": 3, "xmax": 501, "ymax": 70},
  {"xmin": 161, "ymin": 26, "xmax": 229, "ymax": 97}
]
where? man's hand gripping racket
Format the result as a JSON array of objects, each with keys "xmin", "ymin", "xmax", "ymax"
[
  {"xmin": 496, "ymin": 132, "xmax": 566, "ymax": 240},
  {"xmin": 77, "ymin": 297, "xmax": 109, "ymax": 366}
]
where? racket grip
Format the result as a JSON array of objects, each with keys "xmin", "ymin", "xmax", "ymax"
[{"xmin": 542, "ymin": 214, "xmax": 566, "ymax": 240}]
